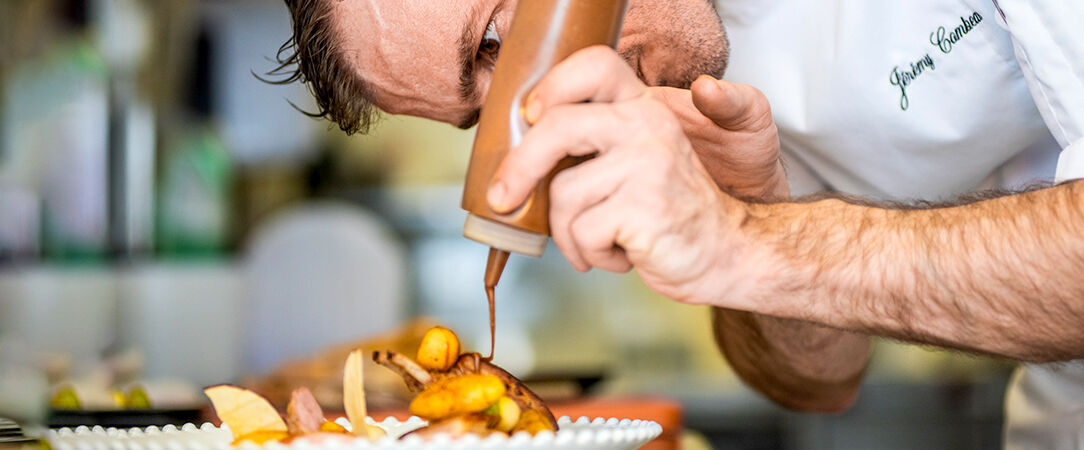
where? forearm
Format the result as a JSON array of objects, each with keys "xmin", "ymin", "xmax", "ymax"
[
  {"xmin": 712, "ymin": 308, "xmax": 870, "ymax": 412},
  {"xmin": 706, "ymin": 162, "xmax": 872, "ymax": 412},
  {"xmin": 735, "ymin": 181, "xmax": 1084, "ymax": 362}
]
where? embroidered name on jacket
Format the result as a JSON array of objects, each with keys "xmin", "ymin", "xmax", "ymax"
[
  {"xmin": 930, "ymin": 12, "xmax": 983, "ymax": 53},
  {"xmin": 890, "ymin": 54, "xmax": 935, "ymax": 111},
  {"xmin": 888, "ymin": 11, "xmax": 984, "ymax": 111}
]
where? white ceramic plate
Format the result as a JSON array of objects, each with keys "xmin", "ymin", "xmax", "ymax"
[{"xmin": 46, "ymin": 416, "xmax": 662, "ymax": 450}]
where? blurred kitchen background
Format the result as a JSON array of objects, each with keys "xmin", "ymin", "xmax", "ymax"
[{"xmin": 0, "ymin": 0, "xmax": 1014, "ymax": 448}]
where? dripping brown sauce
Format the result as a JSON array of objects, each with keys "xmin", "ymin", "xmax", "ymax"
[{"xmin": 483, "ymin": 248, "xmax": 510, "ymax": 363}]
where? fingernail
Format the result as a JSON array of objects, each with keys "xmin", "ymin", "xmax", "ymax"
[
  {"xmin": 487, "ymin": 181, "xmax": 507, "ymax": 210},
  {"xmin": 523, "ymin": 92, "xmax": 542, "ymax": 124}
]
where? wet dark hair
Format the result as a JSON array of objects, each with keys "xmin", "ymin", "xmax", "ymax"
[{"xmin": 263, "ymin": 0, "xmax": 379, "ymax": 135}]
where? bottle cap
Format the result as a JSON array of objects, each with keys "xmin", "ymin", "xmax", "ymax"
[{"xmin": 463, "ymin": 214, "xmax": 547, "ymax": 257}]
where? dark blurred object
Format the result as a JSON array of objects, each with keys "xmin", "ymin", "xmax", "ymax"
[
  {"xmin": 47, "ymin": 408, "xmax": 202, "ymax": 429},
  {"xmin": 233, "ymin": 165, "xmax": 308, "ymax": 246},
  {"xmin": 57, "ymin": 0, "xmax": 87, "ymax": 29},
  {"xmin": 155, "ymin": 25, "xmax": 233, "ymax": 257},
  {"xmin": 519, "ymin": 371, "xmax": 607, "ymax": 401},
  {"xmin": 189, "ymin": 28, "xmax": 214, "ymax": 118},
  {"xmin": 0, "ymin": 417, "xmax": 40, "ymax": 449},
  {"xmin": 0, "ymin": 418, "xmax": 25, "ymax": 439},
  {"xmin": 103, "ymin": 0, "xmax": 157, "ymax": 260}
]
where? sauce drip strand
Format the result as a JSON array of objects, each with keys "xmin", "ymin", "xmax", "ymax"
[{"xmin": 483, "ymin": 247, "xmax": 510, "ymax": 361}]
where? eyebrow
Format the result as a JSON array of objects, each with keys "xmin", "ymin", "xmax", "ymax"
[
  {"xmin": 454, "ymin": 5, "xmax": 485, "ymax": 128},
  {"xmin": 457, "ymin": 6, "xmax": 485, "ymax": 105}
]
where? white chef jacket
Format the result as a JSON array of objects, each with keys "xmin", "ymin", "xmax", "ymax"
[
  {"xmin": 714, "ymin": 0, "xmax": 1084, "ymax": 447},
  {"xmin": 994, "ymin": 1, "xmax": 1084, "ymax": 448}
]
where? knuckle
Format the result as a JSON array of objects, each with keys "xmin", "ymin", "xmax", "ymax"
[
  {"xmin": 571, "ymin": 218, "xmax": 608, "ymax": 255},
  {"xmin": 643, "ymin": 87, "xmax": 666, "ymax": 103},
  {"xmin": 612, "ymin": 102, "xmax": 641, "ymax": 126},
  {"xmin": 639, "ymin": 97, "xmax": 682, "ymax": 132},
  {"xmin": 639, "ymin": 96, "xmax": 669, "ymax": 118},
  {"xmin": 737, "ymin": 83, "xmax": 775, "ymax": 125},
  {"xmin": 549, "ymin": 169, "xmax": 573, "ymax": 195},
  {"xmin": 569, "ymin": 216, "xmax": 593, "ymax": 243},
  {"xmin": 568, "ymin": 46, "xmax": 620, "ymax": 79},
  {"xmin": 548, "ymin": 173, "xmax": 576, "ymax": 214},
  {"xmin": 546, "ymin": 103, "xmax": 587, "ymax": 129},
  {"xmin": 590, "ymin": 47, "xmax": 632, "ymax": 82},
  {"xmin": 579, "ymin": 45, "xmax": 620, "ymax": 64}
]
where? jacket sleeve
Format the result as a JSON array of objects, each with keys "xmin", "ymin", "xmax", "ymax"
[{"xmin": 992, "ymin": 0, "xmax": 1084, "ymax": 181}]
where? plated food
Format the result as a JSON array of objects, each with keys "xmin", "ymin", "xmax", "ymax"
[
  {"xmin": 205, "ymin": 349, "xmax": 383, "ymax": 445},
  {"xmin": 47, "ymin": 416, "xmax": 664, "ymax": 450},
  {"xmin": 205, "ymin": 326, "xmax": 557, "ymax": 445},
  {"xmin": 373, "ymin": 326, "xmax": 557, "ymax": 438}
]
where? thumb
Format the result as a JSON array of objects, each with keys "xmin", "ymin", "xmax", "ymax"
[{"xmin": 690, "ymin": 75, "xmax": 771, "ymax": 131}]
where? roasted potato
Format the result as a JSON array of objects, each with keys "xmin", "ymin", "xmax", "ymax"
[
  {"xmin": 408, "ymin": 373, "xmax": 505, "ymax": 419},
  {"xmin": 416, "ymin": 326, "xmax": 461, "ymax": 371}
]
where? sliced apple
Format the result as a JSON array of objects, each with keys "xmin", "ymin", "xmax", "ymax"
[
  {"xmin": 343, "ymin": 349, "xmax": 385, "ymax": 440},
  {"xmin": 204, "ymin": 385, "xmax": 287, "ymax": 438}
]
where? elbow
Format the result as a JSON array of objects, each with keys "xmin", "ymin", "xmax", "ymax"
[
  {"xmin": 981, "ymin": 337, "xmax": 1084, "ymax": 364},
  {"xmin": 792, "ymin": 391, "xmax": 860, "ymax": 414},
  {"xmin": 1011, "ymin": 351, "xmax": 1084, "ymax": 365},
  {"xmin": 767, "ymin": 384, "xmax": 861, "ymax": 414}
]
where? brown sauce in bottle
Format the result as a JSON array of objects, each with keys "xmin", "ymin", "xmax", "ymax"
[
  {"xmin": 483, "ymin": 247, "xmax": 510, "ymax": 361},
  {"xmin": 461, "ymin": 0, "xmax": 629, "ymax": 241},
  {"xmin": 463, "ymin": 0, "xmax": 627, "ymax": 365}
]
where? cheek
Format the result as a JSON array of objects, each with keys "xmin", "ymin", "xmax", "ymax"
[
  {"xmin": 618, "ymin": 0, "xmax": 728, "ymax": 85},
  {"xmin": 622, "ymin": 0, "xmax": 682, "ymax": 34},
  {"xmin": 477, "ymin": 73, "xmax": 494, "ymax": 105},
  {"xmin": 622, "ymin": 0, "xmax": 722, "ymax": 45}
]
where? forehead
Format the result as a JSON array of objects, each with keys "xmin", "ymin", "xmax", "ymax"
[{"xmin": 331, "ymin": 0, "xmax": 479, "ymax": 123}]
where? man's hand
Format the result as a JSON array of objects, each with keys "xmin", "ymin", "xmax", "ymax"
[
  {"xmin": 483, "ymin": 46, "xmax": 874, "ymax": 413},
  {"xmin": 485, "ymin": 46, "xmax": 748, "ymax": 303},
  {"xmin": 651, "ymin": 79, "xmax": 788, "ymax": 199}
]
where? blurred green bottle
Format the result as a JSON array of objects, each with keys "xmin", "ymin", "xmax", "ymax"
[{"xmin": 155, "ymin": 27, "xmax": 233, "ymax": 258}]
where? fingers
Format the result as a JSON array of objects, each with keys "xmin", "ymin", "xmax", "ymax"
[
  {"xmin": 488, "ymin": 46, "xmax": 650, "ymax": 212},
  {"xmin": 647, "ymin": 86, "xmax": 696, "ymax": 118},
  {"xmin": 487, "ymin": 102, "xmax": 620, "ymax": 212},
  {"xmin": 489, "ymin": 98, "xmax": 681, "ymax": 213},
  {"xmin": 523, "ymin": 46, "xmax": 645, "ymax": 124},
  {"xmin": 689, "ymin": 76, "xmax": 771, "ymax": 131},
  {"xmin": 569, "ymin": 201, "xmax": 632, "ymax": 273},
  {"xmin": 648, "ymin": 86, "xmax": 719, "ymax": 137},
  {"xmin": 548, "ymin": 153, "xmax": 633, "ymax": 271}
]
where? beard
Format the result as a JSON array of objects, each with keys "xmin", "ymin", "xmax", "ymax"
[{"xmin": 618, "ymin": 0, "xmax": 730, "ymax": 88}]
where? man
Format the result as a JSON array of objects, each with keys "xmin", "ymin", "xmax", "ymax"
[{"xmin": 274, "ymin": 0, "xmax": 1083, "ymax": 446}]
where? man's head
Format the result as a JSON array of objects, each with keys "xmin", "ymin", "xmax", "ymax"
[{"xmin": 275, "ymin": 0, "xmax": 728, "ymax": 134}]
